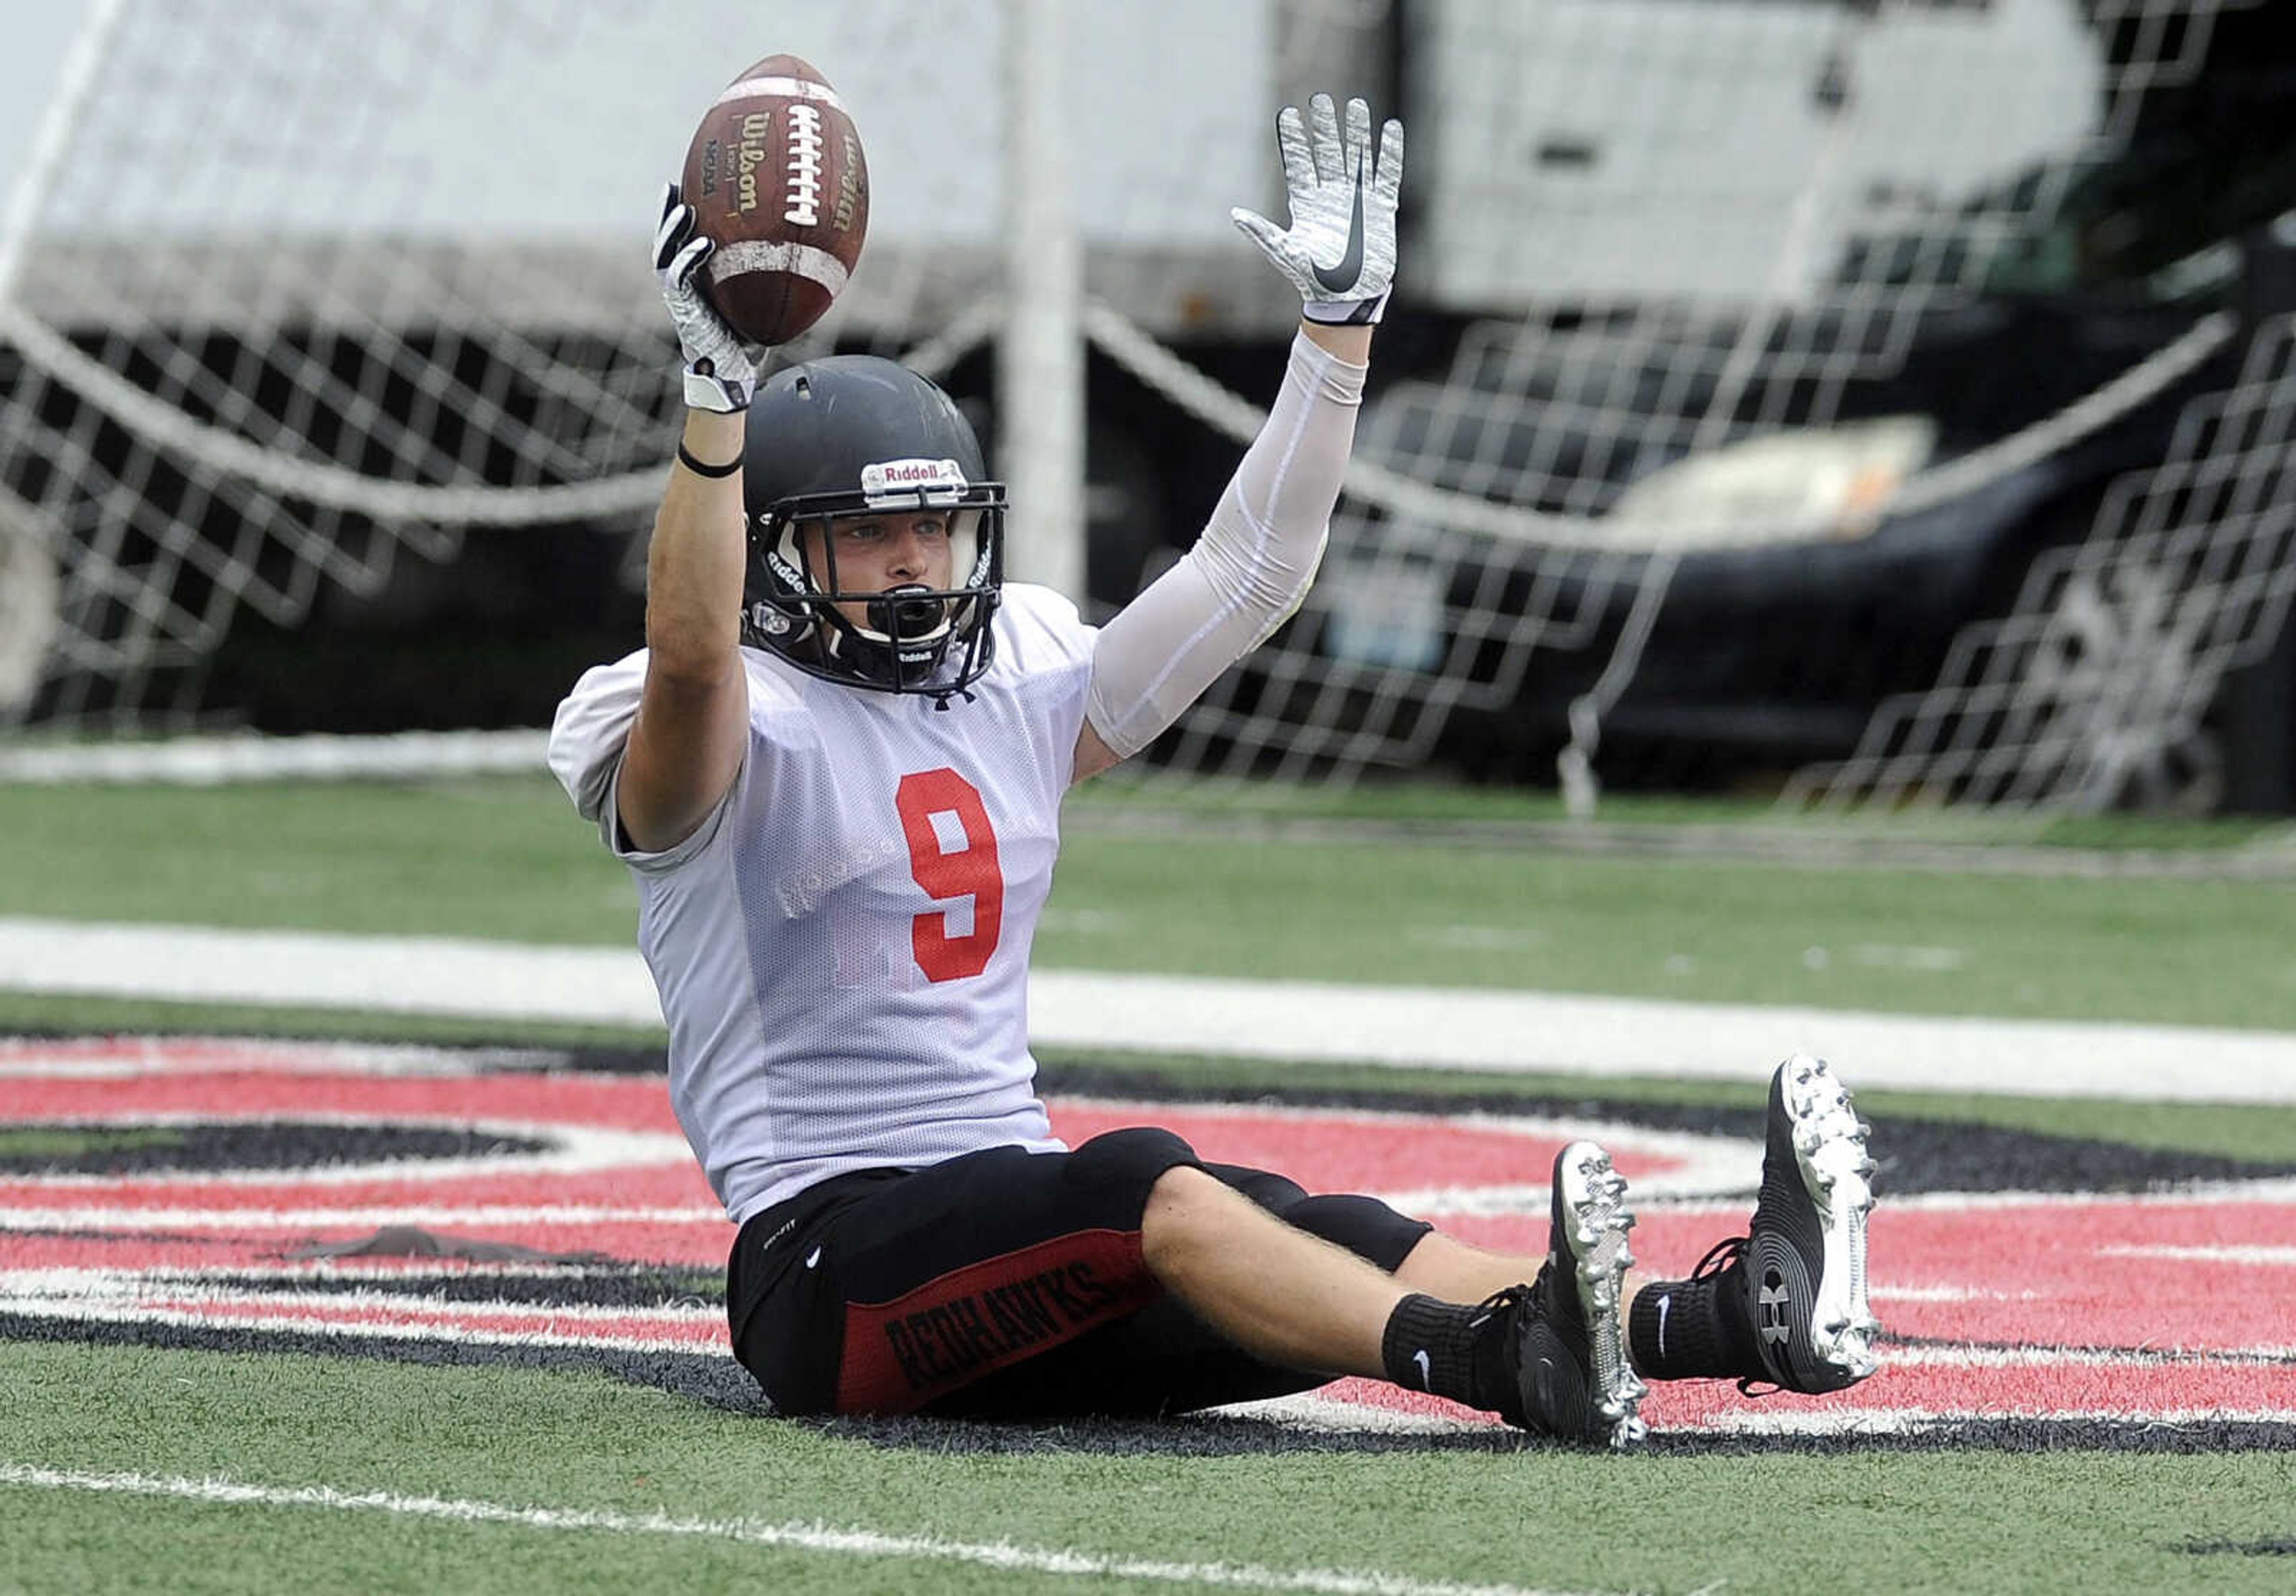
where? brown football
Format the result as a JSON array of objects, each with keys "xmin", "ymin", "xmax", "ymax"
[{"xmin": 680, "ymin": 54, "xmax": 869, "ymax": 346}]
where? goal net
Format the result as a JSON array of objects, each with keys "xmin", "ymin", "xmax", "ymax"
[
  {"xmin": 0, "ymin": 0, "xmax": 1284, "ymax": 737},
  {"xmin": 1, "ymin": 0, "xmax": 2285, "ymax": 816},
  {"xmin": 1160, "ymin": 0, "xmax": 2290, "ymax": 816}
]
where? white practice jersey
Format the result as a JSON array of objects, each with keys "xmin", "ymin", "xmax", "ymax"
[{"xmin": 547, "ymin": 584, "xmax": 1094, "ymax": 1223}]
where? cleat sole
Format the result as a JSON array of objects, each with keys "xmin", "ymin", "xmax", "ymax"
[
  {"xmin": 1555, "ymin": 1142, "xmax": 1648, "ymax": 1448},
  {"xmin": 1781, "ymin": 1057, "xmax": 1880, "ymax": 1382}
]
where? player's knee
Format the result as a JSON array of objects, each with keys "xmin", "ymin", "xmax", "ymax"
[
  {"xmin": 1284, "ymin": 1194, "xmax": 1433, "ymax": 1272},
  {"xmin": 1138, "ymin": 1163, "xmax": 1235, "ymax": 1273},
  {"xmin": 1217, "ymin": 1165, "xmax": 1308, "ymax": 1214},
  {"xmin": 1064, "ymin": 1126, "xmax": 1202, "ymax": 1218}
]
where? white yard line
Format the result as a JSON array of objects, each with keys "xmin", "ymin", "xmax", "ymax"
[
  {"xmin": 2100, "ymin": 1244, "xmax": 2296, "ymax": 1265},
  {"xmin": 2, "ymin": 916, "xmax": 2293, "ymax": 1103},
  {"xmin": 0, "ymin": 1463, "xmax": 1618, "ymax": 1596}
]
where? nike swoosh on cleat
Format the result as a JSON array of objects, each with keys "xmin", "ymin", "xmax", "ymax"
[
  {"xmin": 1311, "ymin": 173, "xmax": 1367, "ymax": 294},
  {"xmin": 1656, "ymin": 1293, "xmax": 1671, "ymax": 1358},
  {"xmin": 1412, "ymin": 1348, "xmax": 1431, "ymax": 1388},
  {"xmin": 805, "ymin": 1246, "xmax": 822, "ymax": 1270}
]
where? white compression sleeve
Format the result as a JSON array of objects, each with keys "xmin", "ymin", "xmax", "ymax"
[{"xmin": 1086, "ymin": 329, "xmax": 1367, "ymax": 758}]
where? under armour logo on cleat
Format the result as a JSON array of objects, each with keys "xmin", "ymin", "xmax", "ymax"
[
  {"xmin": 1412, "ymin": 1348, "xmax": 1431, "ymax": 1388},
  {"xmin": 1758, "ymin": 1269, "xmax": 1791, "ymax": 1345}
]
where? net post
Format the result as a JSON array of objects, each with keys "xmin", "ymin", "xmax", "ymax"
[
  {"xmin": 0, "ymin": 0, "xmax": 128, "ymax": 308},
  {"xmin": 997, "ymin": 0, "xmax": 1087, "ymax": 604}
]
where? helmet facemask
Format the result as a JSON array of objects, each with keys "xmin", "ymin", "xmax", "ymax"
[
  {"xmin": 745, "ymin": 462, "xmax": 1004, "ymax": 695},
  {"xmin": 737, "ymin": 356, "xmax": 1007, "ymax": 695}
]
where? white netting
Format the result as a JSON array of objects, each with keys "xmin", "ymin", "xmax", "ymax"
[
  {"xmin": 1161, "ymin": 0, "xmax": 2286, "ymax": 807},
  {"xmin": 1, "ymin": 0, "xmax": 2289, "ymax": 816},
  {"xmin": 0, "ymin": 0, "xmax": 1277, "ymax": 730},
  {"xmin": 1, "ymin": 1, "xmax": 672, "ymax": 726}
]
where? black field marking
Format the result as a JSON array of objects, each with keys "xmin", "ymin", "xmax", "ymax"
[
  {"xmin": 7, "ymin": 1313, "xmax": 2296, "ymax": 1457},
  {"xmin": 2180, "ymin": 1537, "xmax": 2296, "ymax": 1556},
  {"xmin": 808, "ymin": 1414, "xmax": 1528, "ymax": 1457},
  {"xmin": 0, "ymin": 1122, "xmax": 548, "ymax": 1177},
  {"xmin": 0, "ymin": 1312, "xmax": 770, "ymax": 1414},
  {"xmin": 802, "ymin": 1412, "xmax": 2296, "ymax": 1457},
  {"xmin": 1644, "ymin": 1419, "xmax": 2296, "ymax": 1457}
]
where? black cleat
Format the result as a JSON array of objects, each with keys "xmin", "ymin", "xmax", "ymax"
[
  {"xmin": 1484, "ymin": 1140, "xmax": 1648, "ymax": 1448},
  {"xmin": 1744, "ymin": 1054, "xmax": 1882, "ymax": 1393}
]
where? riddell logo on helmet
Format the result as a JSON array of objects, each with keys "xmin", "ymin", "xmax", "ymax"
[
  {"xmin": 862, "ymin": 457, "xmax": 968, "ymax": 507},
  {"xmin": 865, "ymin": 458, "xmax": 964, "ymax": 487}
]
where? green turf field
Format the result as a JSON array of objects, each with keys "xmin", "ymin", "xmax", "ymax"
[
  {"xmin": 3, "ymin": 776, "xmax": 2294, "ymax": 1594},
  {"xmin": 1, "ymin": 775, "xmax": 2291, "ymax": 1027},
  {"xmin": 7, "ymin": 1343, "xmax": 2294, "ymax": 1595}
]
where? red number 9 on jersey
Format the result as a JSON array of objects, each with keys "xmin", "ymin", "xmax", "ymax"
[{"xmin": 894, "ymin": 768, "xmax": 1004, "ymax": 982}]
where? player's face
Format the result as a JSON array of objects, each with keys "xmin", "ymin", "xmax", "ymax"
[{"xmin": 803, "ymin": 511, "xmax": 956, "ymax": 630}]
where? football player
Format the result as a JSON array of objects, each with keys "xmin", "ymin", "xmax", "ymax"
[{"xmin": 550, "ymin": 95, "xmax": 1877, "ymax": 1443}]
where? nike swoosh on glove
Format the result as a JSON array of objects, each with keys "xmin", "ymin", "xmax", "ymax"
[{"xmin": 1231, "ymin": 94, "xmax": 1403, "ymax": 326}]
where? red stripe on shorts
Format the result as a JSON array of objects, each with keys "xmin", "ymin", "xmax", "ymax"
[{"xmin": 835, "ymin": 1226, "xmax": 1159, "ymax": 1412}]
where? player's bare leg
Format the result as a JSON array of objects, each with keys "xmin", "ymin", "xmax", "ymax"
[
  {"xmin": 1141, "ymin": 1164, "xmax": 1401, "ymax": 1377},
  {"xmin": 1397, "ymin": 1232, "xmax": 1651, "ymax": 1337},
  {"xmin": 1141, "ymin": 1149, "xmax": 1647, "ymax": 1446},
  {"xmin": 1394, "ymin": 1231, "xmax": 1543, "ymax": 1300},
  {"xmin": 1142, "ymin": 1169, "xmax": 1639, "ymax": 1378}
]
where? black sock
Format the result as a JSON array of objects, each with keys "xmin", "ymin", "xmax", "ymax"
[
  {"xmin": 1627, "ymin": 1263, "xmax": 1761, "ymax": 1381},
  {"xmin": 1381, "ymin": 1293, "xmax": 1497, "ymax": 1410}
]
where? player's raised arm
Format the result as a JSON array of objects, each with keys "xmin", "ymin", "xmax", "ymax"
[
  {"xmin": 1073, "ymin": 95, "xmax": 1402, "ymax": 781},
  {"xmin": 618, "ymin": 187, "xmax": 761, "ymax": 852}
]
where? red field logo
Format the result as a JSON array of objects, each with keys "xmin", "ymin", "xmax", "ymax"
[{"xmin": 2, "ymin": 1036, "xmax": 2289, "ymax": 1435}]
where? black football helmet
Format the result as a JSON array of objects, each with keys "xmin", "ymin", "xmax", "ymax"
[{"xmin": 738, "ymin": 356, "xmax": 1004, "ymax": 694}]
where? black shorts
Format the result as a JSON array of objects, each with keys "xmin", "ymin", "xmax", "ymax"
[{"xmin": 726, "ymin": 1126, "xmax": 1431, "ymax": 1419}]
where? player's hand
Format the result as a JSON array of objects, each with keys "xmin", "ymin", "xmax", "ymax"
[
  {"xmin": 1232, "ymin": 94, "xmax": 1402, "ymax": 326},
  {"xmin": 654, "ymin": 184, "xmax": 757, "ymax": 413}
]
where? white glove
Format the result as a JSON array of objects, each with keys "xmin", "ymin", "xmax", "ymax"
[
  {"xmin": 1232, "ymin": 94, "xmax": 1403, "ymax": 326},
  {"xmin": 652, "ymin": 184, "xmax": 757, "ymax": 413}
]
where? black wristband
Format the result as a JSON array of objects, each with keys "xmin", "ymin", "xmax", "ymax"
[{"xmin": 676, "ymin": 443, "xmax": 743, "ymax": 478}]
